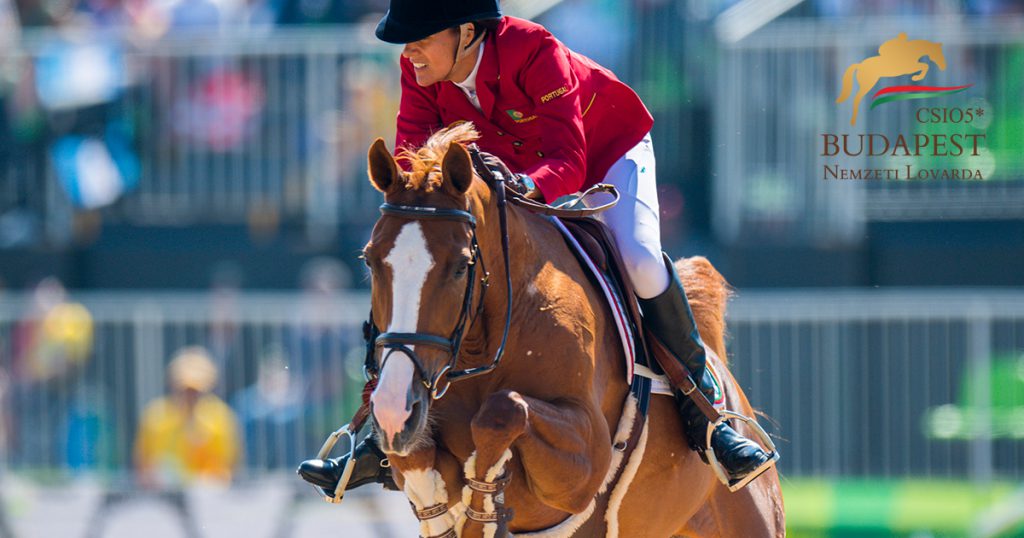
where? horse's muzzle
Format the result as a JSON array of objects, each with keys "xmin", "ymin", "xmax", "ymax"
[{"xmin": 370, "ymin": 382, "xmax": 430, "ymax": 456}]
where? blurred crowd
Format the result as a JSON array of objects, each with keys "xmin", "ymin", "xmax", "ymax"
[
  {"xmin": 0, "ymin": 0, "xmax": 392, "ymax": 238},
  {"xmin": 0, "ymin": 0, "xmax": 1022, "ymax": 251},
  {"xmin": 0, "ymin": 256, "xmax": 362, "ymax": 488},
  {"xmin": 2, "ymin": 0, "xmax": 1023, "ymax": 37},
  {"xmin": 811, "ymin": 0, "xmax": 1024, "ymax": 17},
  {"xmin": 1, "ymin": 0, "xmax": 387, "ymax": 35}
]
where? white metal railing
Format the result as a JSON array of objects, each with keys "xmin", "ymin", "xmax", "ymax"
[
  {"xmin": 0, "ymin": 290, "xmax": 370, "ymax": 478},
  {"xmin": 1, "ymin": 288, "xmax": 1021, "ymax": 483},
  {"xmin": 727, "ymin": 287, "xmax": 1024, "ymax": 482}
]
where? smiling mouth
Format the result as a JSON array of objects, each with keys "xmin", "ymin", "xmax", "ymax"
[{"xmin": 412, "ymin": 62, "xmax": 427, "ymax": 69}]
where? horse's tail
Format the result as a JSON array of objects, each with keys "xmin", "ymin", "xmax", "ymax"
[
  {"xmin": 676, "ymin": 256, "xmax": 733, "ymax": 364},
  {"xmin": 835, "ymin": 62, "xmax": 859, "ymax": 103}
]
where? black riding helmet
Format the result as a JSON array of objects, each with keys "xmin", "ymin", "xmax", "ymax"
[{"xmin": 375, "ymin": 0, "xmax": 503, "ymax": 44}]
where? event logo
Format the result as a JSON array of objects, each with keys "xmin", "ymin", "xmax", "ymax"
[
  {"xmin": 836, "ymin": 32, "xmax": 972, "ymax": 126},
  {"xmin": 821, "ymin": 32, "xmax": 988, "ymax": 182}
]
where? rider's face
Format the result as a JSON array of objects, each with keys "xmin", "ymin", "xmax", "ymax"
[{"xmin": 401, "ymin": 28, "xmax": 462, "ymax": 87}]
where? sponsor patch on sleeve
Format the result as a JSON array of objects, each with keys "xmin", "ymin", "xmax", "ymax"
[{"xmin": 540, "ymin": 85, "xmax": 570, "ymax": 103}]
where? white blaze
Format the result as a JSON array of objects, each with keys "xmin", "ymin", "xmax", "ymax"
[{"xmin": 372, "ymin": 222, "xmax": 435, "ymax": 447}]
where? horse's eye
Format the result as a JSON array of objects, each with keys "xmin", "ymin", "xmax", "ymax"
[{"xmin": 454, "ymin": 259, "xmax": 469, "ymax": 278}]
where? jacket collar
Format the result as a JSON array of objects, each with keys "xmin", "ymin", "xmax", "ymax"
[
  {"xmin": 475, "ymin": 31, "xmax": 499, "ymax": 118},
  {"xmin": 441, "ymin": 30, "xmax": 499, "ymax": 121}
]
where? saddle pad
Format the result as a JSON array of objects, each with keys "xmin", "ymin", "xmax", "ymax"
[
  {"xmin": 548, "ymin": 216, "xmax": 732, "ymax": 399},
  {"xmin": 548, "ymin": 216, "xmax": 681, "ymax": 398}
]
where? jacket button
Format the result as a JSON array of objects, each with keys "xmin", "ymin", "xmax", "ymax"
[
  {"xmin": 513, "ymin": 140, "xmax": 523, "ymax": 148},
  {"xmin": 496, "ymin": 130, "xmax": 504, "ymax": 136},
  {"xmin": 536, "ymin": 151, "xmax": 545, "ymax": 158}
]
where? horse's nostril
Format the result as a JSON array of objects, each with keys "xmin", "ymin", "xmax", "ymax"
[
  {"xmin": 409, "ymin": 398, "xmax": 422, "ymax": 417},
  {"xmin": 407, "ymin": 392, "xmax": 432, "ymax": 425}
]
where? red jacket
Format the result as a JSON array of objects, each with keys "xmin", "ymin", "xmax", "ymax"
[{"xmin": 395, "ymin": 16, "xmax": 654, "ymax": 202}]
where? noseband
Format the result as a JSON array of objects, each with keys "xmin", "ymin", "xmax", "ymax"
[{"xmin": 369, "ymin": 150, "xmax": 514, "ymax": 400}]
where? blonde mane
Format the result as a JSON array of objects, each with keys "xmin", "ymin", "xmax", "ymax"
[{"xmin": 397, "ymin": 122, "xmax": 481, "ymax": 192}]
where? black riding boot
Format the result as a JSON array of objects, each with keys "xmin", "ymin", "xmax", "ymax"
[
  {"xmin": 638, "ymin": 253, "xmax": 771, "ymax": 484},
  {"xmin": 297, "ymin": 433, "xmax": 398, "ymax": 496}
]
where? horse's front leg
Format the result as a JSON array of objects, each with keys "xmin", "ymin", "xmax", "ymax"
[
  {"xmin": 912, "ymin": 62, "xmax": 930, "ymax": 81},
  {"xmin": 462, "ymin": 389, "xmax": 612, "ymax": 538},
  {"xmin": 390, "ymin": 445, "xmax": 466, "ymax": 538}
]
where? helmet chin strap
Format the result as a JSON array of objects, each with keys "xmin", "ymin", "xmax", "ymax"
[{"xmin": 443, "ymin": 25, "xmax": 485, "ymax": 83}]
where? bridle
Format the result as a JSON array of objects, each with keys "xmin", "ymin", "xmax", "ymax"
[{"xmin": 367, "ymin": 146, "xmax": 514, "ymax": 400}]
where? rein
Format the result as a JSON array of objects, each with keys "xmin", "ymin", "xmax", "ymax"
[{"xmin": 504, "ymin": 182, "xmax": 620, "ymax": 218}]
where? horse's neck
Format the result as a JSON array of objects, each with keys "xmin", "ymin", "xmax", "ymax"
[
  {"xmin": 469, "ymin": 185, "xmax": 572, "ymax": 316},
  {"xmin": 474, "ymin": 192, "xmax": 544, "ymax": 293}
]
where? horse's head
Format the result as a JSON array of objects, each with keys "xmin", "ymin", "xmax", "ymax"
[
  {"xmin": 362, "ymin": 124, "xmax": 482, "ymax": 455},
  {"xmin": 928, "ymin": 41, "xmax": 947, "ymax": 71}
]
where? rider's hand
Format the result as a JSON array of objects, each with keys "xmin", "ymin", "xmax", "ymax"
[
  {"xmin": 515, "ymin": 175, "xmax": 545, "ymax": 202},
  {"xmin": 477, "ymin": 150, "xmax": 545, "ymax": 202},
  {"xmin": 477, "ymin": 150, "xmax": 515, "ymax": 182},
  {"xmin": 525, "ymin": 187, "xmax": 545, "ymax": 202}
]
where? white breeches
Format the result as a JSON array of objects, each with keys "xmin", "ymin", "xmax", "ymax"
[{"xmin": 588, "ymin": 132, "xmax": 669, "ymax": 299}]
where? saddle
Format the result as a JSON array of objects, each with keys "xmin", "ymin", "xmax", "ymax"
[
  {"xmin": 465, "ymin": 145, "xmax": 687, "ymax": 404},
  {"xmin": 501, "ymin": 185, "xmax": 726, "ymax": 416}
]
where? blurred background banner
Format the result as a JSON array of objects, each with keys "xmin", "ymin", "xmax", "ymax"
[{"xmin": 0, "ymin": 0, "xmax": 1022, "ymax": 536}]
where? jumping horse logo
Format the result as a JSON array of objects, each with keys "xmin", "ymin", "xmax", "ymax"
[{"xmin": 836, "ymin": 33, "xmax": 959, "ymax": 126}]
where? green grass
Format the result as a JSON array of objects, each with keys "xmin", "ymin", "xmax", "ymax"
[{"xmin": 783, "ymin": 478, "xmax": 1024, "ymax": 537}]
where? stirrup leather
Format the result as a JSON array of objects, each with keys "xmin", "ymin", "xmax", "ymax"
[
  {"xmin": 704, "ymin": 410, "xmax": 780, "ymax": 492},
  {"xmin": 643, "ymin": 331, "xmax": 779, "ymax": 492}
]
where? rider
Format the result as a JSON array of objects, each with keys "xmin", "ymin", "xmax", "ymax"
[{"xmin": 299, "ymin": 0, "xmax": 773, "ymax": 495}]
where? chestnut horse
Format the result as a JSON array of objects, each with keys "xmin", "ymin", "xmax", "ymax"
[{"xmin": 360, "ymin": 123, "xmax": 784, "ymax": 537}]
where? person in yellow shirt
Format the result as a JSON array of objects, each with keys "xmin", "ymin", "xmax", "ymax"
[{"xmin": 134, "ymin": 346, "xmax": 240, "ymax": 487}]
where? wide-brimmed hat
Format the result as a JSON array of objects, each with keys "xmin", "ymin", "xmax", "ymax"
[{"xmin": 375, "ymin": 0, "xmax": 502, "ymax": 45}]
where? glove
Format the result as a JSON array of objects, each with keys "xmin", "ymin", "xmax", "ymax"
[
  {"xmin": 477, "ymin": 151, "xmax": 515, "ymax": 183},
  {"xmin": 477, "ymin": 151, "xmax": 544, "ymax": 202}
]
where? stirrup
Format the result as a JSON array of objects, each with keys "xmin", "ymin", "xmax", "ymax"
[
  {"xmin": 312, "ymin": 424, "xmax": 378, "ymax": 504},
  {"xmin": 704, "ymin": 410, "xmax": 780, "ymax": 492}
]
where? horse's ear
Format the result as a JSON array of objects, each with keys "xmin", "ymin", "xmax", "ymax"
[
  {"xmin": 442, "ymin": 142, "xmax": 474, "ymax": 195},
  {"xmin": 368, "ymin": 138, "xmax": 400, "ymax": 193}
]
